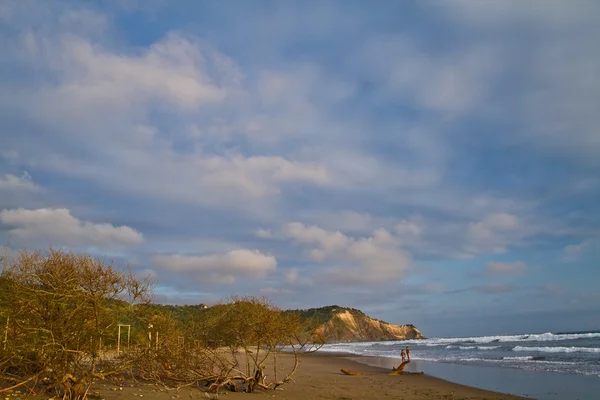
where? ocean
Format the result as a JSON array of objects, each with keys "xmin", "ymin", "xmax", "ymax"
[{"xmin": 317, "ymin": 331, "xmax": 600, "ymax": 400}]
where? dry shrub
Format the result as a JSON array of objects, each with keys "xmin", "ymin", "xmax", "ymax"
[
  {"xmin": 0, "ymin": 248, "xmax": 151, "ymax": 398},
  {"xmin": 0, "ymin": 248, "xmax": 323, "ymax": 397}
]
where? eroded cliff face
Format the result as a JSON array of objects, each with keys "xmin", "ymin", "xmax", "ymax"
[{"xmin": 316, "ymin": 309, "xmax": 424, "ymax": 343}]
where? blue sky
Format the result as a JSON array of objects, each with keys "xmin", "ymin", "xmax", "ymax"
[{"xmin": 1, "ymin": 0, "xmax": 599, "ymax": 337}]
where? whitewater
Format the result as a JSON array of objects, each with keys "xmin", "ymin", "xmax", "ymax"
[{"xmin": 317, "ymin": 330, "xmax": 600, "ymax": 376}]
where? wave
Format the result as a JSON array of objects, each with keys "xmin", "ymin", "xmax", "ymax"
[
  {"xmin": 445, "ymin": 345, "xmax": 501, "ymax": 350},
  {"xmin": 513, "ymin": 346, "xmax": 600, "ymax": 353},
  {"xmin": 393, "ymin": 331, "xmax": 600, "ymax": 346}
]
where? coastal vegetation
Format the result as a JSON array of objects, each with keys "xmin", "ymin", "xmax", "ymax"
[
  {"xmin": 0, "ymin": 248, "xmax": 324, "ymax": 399},
  {"xmin": 0, "ymin": 247, "xmax": 421, "ymax": 398}
]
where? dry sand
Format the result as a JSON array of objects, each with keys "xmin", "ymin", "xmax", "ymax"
[
  {"xmin": 90, "ymin": 353, "xmax": 526, "ymax": 400},
  {"xmin": 5, "ymin": 353, "xmax": 528, "ymax": 399}
]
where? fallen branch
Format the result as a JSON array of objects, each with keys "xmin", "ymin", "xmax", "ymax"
[
  {"xmin": 390, "ymin": 360, "xmax": 423, "ymax": 375},
  {"xmin": 390, "ymin": 360, "xmax": 410, "ymax": 375},
  {"xmin": 340, "ymin": 369, "xmax": 365, "ymax": 376},
  {"xmin": 0, "ymin": 373, "xmax": 40, "ymax": 393}
]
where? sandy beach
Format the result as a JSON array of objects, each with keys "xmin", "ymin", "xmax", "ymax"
[{"xmin": 69, "ymin": 352, "xmax": 527, "ymax": 400}]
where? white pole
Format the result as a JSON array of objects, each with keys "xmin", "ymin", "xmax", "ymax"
[{"xmin": 117, "ymin": 325, "xmax": 121, "ymax": 356}]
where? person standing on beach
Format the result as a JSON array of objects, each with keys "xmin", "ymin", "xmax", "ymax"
[
  {"xmin": 406, "ymin": 346, "xmax": 411, "ymax": 361},
  {"xmin": 401, "ymin": 349, "xmax": 406, "ymax": 362}
]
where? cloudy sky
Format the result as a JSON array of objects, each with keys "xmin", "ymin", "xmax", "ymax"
[{"xmin": 1, "ymin": 0, "xmax": 599, "ymax": 337}]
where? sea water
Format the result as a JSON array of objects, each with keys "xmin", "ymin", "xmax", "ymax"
[{"xmin": 317, "ymin": 331, "xmax": 600, "ymax": 400}]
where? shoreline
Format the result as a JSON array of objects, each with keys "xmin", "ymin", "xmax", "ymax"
[
  {"xmin": 342, "ymin": 353, "xmax": 600, "ymax": 400},
  {"xmin": 298, "ymin": 352, "xmax": 529, "ymax": 399}
]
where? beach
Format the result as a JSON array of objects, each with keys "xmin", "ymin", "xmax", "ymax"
[
  {"xmin": 67, "ymin": 352, "xmax": 525, "ymax": 400},
  {"xmin": 319, "ymin": 331, "xmax": 600, "ymax": 400}
]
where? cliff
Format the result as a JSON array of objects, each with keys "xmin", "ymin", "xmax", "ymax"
[{"xmin": 293, "ymin": 305, "xmax": 424, "ymax": 343}]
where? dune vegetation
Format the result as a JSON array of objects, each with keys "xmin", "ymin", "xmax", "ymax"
[{"xmin": 0, "ymin": 248, "xmax": 324, "ymax": 399}]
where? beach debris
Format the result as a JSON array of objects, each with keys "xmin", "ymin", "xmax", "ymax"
[
  {"xmin": 340, "ymin": 369, "xmax": 366, "ymax": 376},
  {"xmin": 390, "ymin": 360, "xmax": 423, "ymax": 375}
]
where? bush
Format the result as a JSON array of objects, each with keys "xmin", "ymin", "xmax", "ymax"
[
  {"xmin": 0, "ymin": 248, "xmax": 151, "ymax": 398},
  {"xmin": 0, "ymin": 248, "xmax": 324, "ymax": 398}
]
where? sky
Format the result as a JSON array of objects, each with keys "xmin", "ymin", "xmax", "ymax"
[{"xmin": 1, "ymin": 0, "xmax": 599, "ymax": 337}]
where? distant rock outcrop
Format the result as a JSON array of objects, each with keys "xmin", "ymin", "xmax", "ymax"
[{"xmin": 291, "ymin": 305, "xmax": 425, "ymax": 343}]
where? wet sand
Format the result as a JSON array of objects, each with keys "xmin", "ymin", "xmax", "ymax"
[{"xmin": 84, "ymin": 352, "xmax": 528, "ymax": 400}]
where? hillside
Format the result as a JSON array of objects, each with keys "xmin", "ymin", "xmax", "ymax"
[
  {"xmin": 288, "ymin": 305, "xmax": 425, "ymax": 343},
  {"xmin": 142, "ymin": 303, "xmax": 424, "ymax": 344}
]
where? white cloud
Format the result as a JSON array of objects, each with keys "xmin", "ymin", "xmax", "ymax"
[
  {"xmin": 466, "ymin": 213, "xmax": 522, "ymax": 254},
  {"xmin": 36, "ymin": 33, "xmax": 233, "ymax": 111},
  {"xmin": 3, "ymin": 28, "xmax": 335, "ymax": 207},
  {"xmin": 565, "ymin": 241, "xmax": 588, "ymax": 255},
  {"xmin": 362, "ymin": 36, "xmax": 499, "ymax": 115},
  {"xmin": 0, "ymin": 173, "xmax": 40, "ymax": 192},
  {"xmin": 484, "ymin": 261, "xmax": 528, "ymax": 276},
  {"xmin": 523, "ymin": 35, "xmax": 600, "ymax": 165},
  {"xmin": 0, "ymin": 208, "xmax": 143, "ymax": 246},
  {"xmin": 199, "ymin": 155, "xmax": 332, "ymax": 197},
  {"xmin": 394, "ymin": 217, "xmax": 424, "ymax": 239},
  {"xmin": 284, "ymin": 268, "xmax": 299, "ymax": 285},
  {"xmin": 255, "ymin": 228, "xmax": 276, "ymax": 239},
  {"xmin": 563, "ymin": 241, "xmax": 589, "ymax": 261},
  {"xmin": 282, "ymin": 222, "xmax": 410, "ymax": 284},
  {"xmin": 432, "ymin": 0, "xmax": 600, "ymax": 165},
  {"xmin": 299, "ymin": 210, "xmax": 375, "ymax": 233},
  {"xmin": 152, "ymin": 249, "xmax": 277, "ymax": 284}
]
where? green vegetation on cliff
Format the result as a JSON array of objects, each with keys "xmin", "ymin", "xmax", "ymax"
[{"xmin": 141, "ymin": 303, "xmax": 423, "ymax": 343}]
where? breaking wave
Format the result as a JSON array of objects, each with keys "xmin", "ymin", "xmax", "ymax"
[
  {"xmin": 513, "ymin": 346, "xmax": 600, "ymax": 354},
  {"xmin": 395, "ymin": 331, "xmax": 600, "ymax": 346},
  {"xmin": 446, "ymin": 345, "xmax": 502, "ymax": 350}
]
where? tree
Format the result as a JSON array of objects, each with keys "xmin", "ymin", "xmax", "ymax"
[
  {"xmin": 0, "ymin": 248, "xmax": 324, "ymax": 397},
  {"xmin": 0, "ymin": 248, "xmax": 152, "ymax": 398},
  {"xmin": 198, "ymin": 296, "xmax": 325, "ymax": 393}
]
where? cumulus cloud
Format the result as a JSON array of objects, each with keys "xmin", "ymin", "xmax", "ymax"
[
  {"xmin": 198, "ymin": 155, "xmax": 332, "ymax": 197},
  {"xmin": 36, "ymin": 33, "xmax": 232, "ymax": 111},
  {"xmin": 0, "ymin": 173, "xmax": 40, "ymax": 192},
  {"xmin": 255, "ymin": 228, "xmax": 276, "ymax": 239},
  {"xmin": 1, "ymin": 0, "xmax": 599, "ymax": 319},
  {"xmin": 466, "ymin": 213, "xmax": 522, "ymax": 254},
  {"xmin": 394, "ymin": 217, "xmax": 424, "ymax": 240},
  {"xmin": 0, "ymin": 208, "xmax": 143, "ymax": 246},
  {"xmin": 2, "ymin": 27, "xmax": 335, "ymax": 206},
  {"xmin": 379, "ymin": 212, "xmax": 536, "ymax": 261},
  {"xmin": 281, "ymin": 222, "xmax": 410, "ymax": 285},
  {"xmin": 152, "ymin": 249, "xmax": 277, "ymax": 284}
]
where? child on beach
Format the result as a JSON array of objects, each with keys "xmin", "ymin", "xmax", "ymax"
[
  {"xmin": 401, "ymin": 349, "xmax": 406, "ymax": 362},
  {"xmin": 406, "ymin": 346, "xmax": 411, "ymax": 361}
]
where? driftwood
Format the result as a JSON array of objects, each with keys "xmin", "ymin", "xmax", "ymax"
[
  {"xmin": 390, "ymin": 360, "xmax": 423, "ymax": 375},
  {"xmin": 340, "ymin": 360, "xmax": 423, "ymax": 377},
  {"xmin": 340, "ymin": 369, "xmax": 365, "ymax": 376}
]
